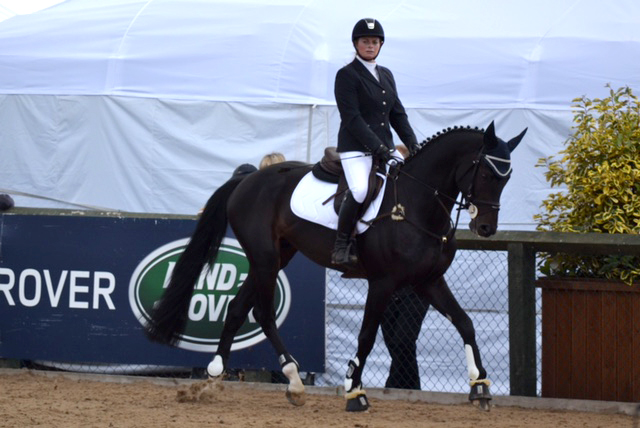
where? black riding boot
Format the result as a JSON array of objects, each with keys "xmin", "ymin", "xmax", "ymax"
[{"xmin": 331, "ymin": 191, "xmax": 362, "ymax": 268}]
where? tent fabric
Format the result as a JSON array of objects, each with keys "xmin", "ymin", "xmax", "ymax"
[
  {"xmin": 0, "ymin": 0, "xmax": 638, "ymax": 107},
  {"xmin": 0, "ymin": 1, "xmax": 65, "ymax": 22},
  {"xmin": 0, "ymin": 0, "xmax": 639, "ymax": 227}
]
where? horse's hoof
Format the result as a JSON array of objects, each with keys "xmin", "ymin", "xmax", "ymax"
[
  {"xmin": 472, "ymin": 398, "xmax": 491, "ymax": 412},
  {"xmin": 469, "ymin": 379, "xmax": 491, "ymax": 412},
  {"xmin": 345, "ymin": 390, "xmax": 369, "ymax": 412},
  {"xmin": 207, "ymin": 355, "xmax": 225, "ymax": 377},
  {"xmin": 285, "ymin": 387, "xmax": 306, "ymax": 406}
]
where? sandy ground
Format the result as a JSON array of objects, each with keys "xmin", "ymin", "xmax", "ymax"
[{"xmin": 0, "ymin": 370, "xmax": 637, "ymax": 428}]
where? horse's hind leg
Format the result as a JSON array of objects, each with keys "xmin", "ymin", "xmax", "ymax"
[
  {"xmin": 206, "ymin": 272, "xmax": 257, "ymax": 377},
  {"xmin": 420, "ymin": 276, "xmax": 492, "ymax": 411},
  {"xmin": 210, "ymin": 241, "xmax": 306, "ymax": 406},
  {"xmin": 250, "ymin": 246, "xmax": 306, "ymax": 406}
]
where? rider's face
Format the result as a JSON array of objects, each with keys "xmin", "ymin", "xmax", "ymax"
[{"xmin": 355, "ymin": 37, "xmax": 382, "ymax": 61}]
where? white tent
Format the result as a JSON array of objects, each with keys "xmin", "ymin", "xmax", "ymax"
[
  {"xmin": 1, "ymin": 0, "xmax": 639, "ymax": 227},
  {"xmin": 0, "ymin": 1, "xmax": 65, "ymax": 22}
]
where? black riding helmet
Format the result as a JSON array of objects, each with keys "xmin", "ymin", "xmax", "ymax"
[{"xmin": 351, "ymin": 18, "xmax": 384, "ymax": 44}]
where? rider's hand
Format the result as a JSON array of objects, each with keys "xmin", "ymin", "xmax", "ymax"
[{"xmin": 373, "ymin": 144, "xmax": 393, "ymax": 163}]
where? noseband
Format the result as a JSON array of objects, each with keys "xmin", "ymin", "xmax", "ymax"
[{"xmin": 459, "ymin": 151, "xmax": 511, "ymax": 219}]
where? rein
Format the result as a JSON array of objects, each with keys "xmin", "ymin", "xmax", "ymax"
[
  {"xmin": 360, "ymin": 165, "xmax": 459, "ymax": 243},
  {"xmin": 362, "ymin": 148, "xmax": 504, "ymax": 243}
]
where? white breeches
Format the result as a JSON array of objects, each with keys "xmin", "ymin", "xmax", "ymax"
[{"xmin": 339, "ymin": 151, "xmax": 372, "ymax": 203}]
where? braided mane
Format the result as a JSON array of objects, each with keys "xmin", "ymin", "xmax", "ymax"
[{"xmin": 406, "ymin": 125, "xmax": 485, "ymax": 160}]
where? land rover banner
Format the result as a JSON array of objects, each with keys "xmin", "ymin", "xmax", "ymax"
[{"xmin": 0, "ymin": 213, "xmax": 325, "ymax": 371}]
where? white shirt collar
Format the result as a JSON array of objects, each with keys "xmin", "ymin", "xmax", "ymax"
[{"xmin": 356, "ymin": 55, "xmax": 379, "ymax": 81}]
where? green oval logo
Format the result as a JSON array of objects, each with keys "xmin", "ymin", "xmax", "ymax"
[{"xmin": 129, "ymin": 237, "xmax": 291, "ymax": 352}]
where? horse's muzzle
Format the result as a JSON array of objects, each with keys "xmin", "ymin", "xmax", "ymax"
[{"xmin": 469, "ymin": 219, "xmax": 497, "ymax": 237}]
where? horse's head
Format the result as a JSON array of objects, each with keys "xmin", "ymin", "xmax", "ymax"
[{"xmin": 460, "ymin": 121, "xmax": 527, "ymax": 237}]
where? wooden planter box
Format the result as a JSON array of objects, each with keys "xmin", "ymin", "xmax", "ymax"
[{"xmin": 536, "ymin": 277, "xmax": 640, "ymax": 402}]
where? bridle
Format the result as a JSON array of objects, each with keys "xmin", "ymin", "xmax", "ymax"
[
  {"xmin": 365, "ymin": 148, "xmax": 511, "ymax": 243},
  {"xmin": 458, "ymin": 151, "xmax": 511, "ymax": 219}
]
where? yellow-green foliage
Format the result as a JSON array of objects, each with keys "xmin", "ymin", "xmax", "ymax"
[{"xmin": 535, "ymin": 85, "xmax": 640, "ymax": 284}]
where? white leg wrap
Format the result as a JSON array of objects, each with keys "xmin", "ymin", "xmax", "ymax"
[
  {"xmin": 206, "ymin": 355, "xmax": 224, "ymax": 377},
  {"xmin": 283, "ymin": 362, "xmax": 304, "ymax": 394},
  {"xmin": 465, "ymin": 344, "xmax": 480, "ymax": 381},
  {"xmin": 344, "ymin": 357, "xmax": 360, "ymax": 391},
  {"xmin": 345, "ymin": 377, "xmax": 353, "ymax": 392}
]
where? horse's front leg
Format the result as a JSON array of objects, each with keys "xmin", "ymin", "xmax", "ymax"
[
  {"xmin": 344, "ymin": 278, "xmax": 395, "ymax": 412},
  {"xmin": 420, "ymin": 276, "xmax": 492, "ymax": 411}
]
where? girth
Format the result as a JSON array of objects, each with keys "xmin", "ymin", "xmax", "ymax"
[{"xmin": 311, "ymin": 147, "xmax": 385, "ymax": 215}]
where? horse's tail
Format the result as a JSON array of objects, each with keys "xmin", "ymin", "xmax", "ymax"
[{"xmin": 144, "ymin": 175, "xmax": 245, "ymax": 346}]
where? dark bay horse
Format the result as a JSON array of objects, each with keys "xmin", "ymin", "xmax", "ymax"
[{"xmin": 145, "ymin": 122, "xmax": 526, "ymax": 412}]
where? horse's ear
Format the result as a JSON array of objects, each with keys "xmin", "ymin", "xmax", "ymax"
[
  {"xmin": 483, "ymin": 121, "xmax": 498, "ymax": 150},
  {"xmin": 507, "ymin": 128, "xmax": 527, "ymax": 152}
]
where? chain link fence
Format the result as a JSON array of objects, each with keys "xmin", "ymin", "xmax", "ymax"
[{"xmin": 315, "ymin": 249, "xmax": 543, "ymax": 396}]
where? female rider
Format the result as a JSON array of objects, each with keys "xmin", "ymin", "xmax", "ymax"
[{"xmin": 331, "ymin": 18, "xmax": 420, "ymax": 268}]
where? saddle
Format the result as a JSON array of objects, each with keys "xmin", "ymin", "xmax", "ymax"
[{"xmin": 311, "ymin": 147, "xmax": 385, "ymax": 215}]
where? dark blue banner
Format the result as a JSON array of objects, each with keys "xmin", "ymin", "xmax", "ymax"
[{"xmin": 0, "ymin": 213, "xmax": 325, "ymax": 371}]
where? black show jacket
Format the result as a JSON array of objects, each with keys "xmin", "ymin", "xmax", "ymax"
[{"xmin": 334, "ymin": 58, "xmax": 418, "ymax": 153}]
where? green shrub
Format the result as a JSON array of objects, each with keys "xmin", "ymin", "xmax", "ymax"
[{"xmin": 535, "ymin": 85, "xmax": 640, "ymax": 285}]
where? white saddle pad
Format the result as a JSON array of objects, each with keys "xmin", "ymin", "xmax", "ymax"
[{"xmin": 290, "ymin": 171, "xmax": 388, "ymax": 234}]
